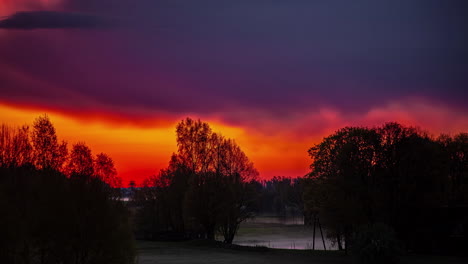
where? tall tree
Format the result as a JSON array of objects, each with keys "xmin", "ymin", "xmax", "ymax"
[
  {"xmin": 177, "ymin": 119, "xmax": 258, "ymax": 242},
  {"xmin": 0, "ymin": 116, "xmax": 135, "ymax": 264},
  {"xmin": 438, "ymin": 133, "xmax": 468, "ymax": 205},
  {"xmin": 32, "ymin": 115, "xmax": 58, "ymax": 169},
  {"xmin": 307, "ymin": 126, "xmax": 381, "ymax": 250},
  {"xmin": 305, "ymin": 122, "xmax": 455, "ymax": 252},
  {"xmin": 176, "ymin": 118, "xmax": 213, "ymax": 173},
  {"xmin": 94, "ymin": 153, "xmax": 121, "ymax": 188},
  {"xmin": 0, "ymin": 124, "xmax": 33, "ymax": 168},
  {"xmin": 67, "ymin": 142, "xmax": 94, "ymax": 176},
  {"xmin": 218, "ymin": 174, "xmax": 257, "ymax": 244},
  {"xmin": 135, "ymin": 118, "xmax": 258, "ymax": 243}
]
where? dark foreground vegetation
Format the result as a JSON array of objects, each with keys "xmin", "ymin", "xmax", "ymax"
[
  {"xmin": 305, "ymin": 123, "xmax": 468, "ymax": 258},
  {"xmin": 0, "ymin": 116, "xmax": 135, "ymax": 264}
]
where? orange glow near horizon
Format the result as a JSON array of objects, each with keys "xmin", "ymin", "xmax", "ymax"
[
  {"xmin": 0, "ymin": 103, "xmax": 178, "ymax": 185},
  {"xmin": 1, "ymin": 100, "xmax": 467, "ymax": 186},
  {"xmin": 0, "ymin": 103, "xmax": 313, "ymax": 185}
]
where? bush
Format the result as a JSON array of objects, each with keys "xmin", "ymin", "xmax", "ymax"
[
  {"xmin": 352, "ymin": 223, "xmax": 401, "ymax": 264},
  {"xmin": 0, "ymin": 167, "xmax": 136, "ymax": 264}
]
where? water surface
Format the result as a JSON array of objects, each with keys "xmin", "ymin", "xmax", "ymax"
[{"xmin": 232, "ymin": 216, "xmax": 338, "ymax": 250}]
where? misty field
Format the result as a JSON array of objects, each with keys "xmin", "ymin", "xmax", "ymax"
[
  {"xmin": 136, "ymin": 240, "xmax": 346, "ymax": 264},
  {"xmin": 136, "ymin": 220, "xmax": 467, "ymax": 264},
  {"xmin": 232, "ymin": 216, "xmax": 336, "ymax": 250},
  {"xmin": 136, "ymin": 240, "xmax": 466, "ymax": 264},
  {"xmin": 136, "ymin": 218, "xmax": 466, "ymax": 264}
]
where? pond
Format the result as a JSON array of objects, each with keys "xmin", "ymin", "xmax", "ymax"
[{"xmin": 231, "ymin": 216, "xmax": 339, "ymax": 250}]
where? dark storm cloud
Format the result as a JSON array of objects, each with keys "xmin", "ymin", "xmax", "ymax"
[
  {"xmin": 0, "ymin": 0, "xmax": 467, "ymax": 123},
  {"xmin": 0, "ymin": 11, "xmax": 113, "ymax": 29}
]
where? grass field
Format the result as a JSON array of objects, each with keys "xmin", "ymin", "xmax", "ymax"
[
  {"xmin": 136, "ymin": 217, "xmax": 466, "ymax": 264},
  {"xmin": 232, "ymin": 220, "xmax": 335, "ymax": 250},
  {"xmin": 136, "ymin": 240, "xmax": 467, "ymax": 264},
  {"xmin": 136, "ymin": 240, "xmax": 348, "ymax": 264}
]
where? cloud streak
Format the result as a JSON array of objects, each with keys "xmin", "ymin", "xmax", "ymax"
[{"xmin": 0, "ymin": 11, "xmax": 113, "ymax": 29}]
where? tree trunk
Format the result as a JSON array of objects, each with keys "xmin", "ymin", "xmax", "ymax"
[
  {"xmin": 206, "ymin": 227, "xmax": 216, "ymax": 240},
  {"xmin": 344, "ymin": 228, "xmax": 349, "ymax": 256},
  {"xmin": 225, "ymin": 224, "xmax": 238, "ymax": 244},
  {"xmin": 224, "ymin": 234, "xmax": 234, "ymax": 244},
  {"xmin": 337, "ymin": 234, "xmax": 343, "ymax": 251}
]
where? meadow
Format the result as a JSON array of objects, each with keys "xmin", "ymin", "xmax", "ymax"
[
  {"xmin": 232, "ymin": 216, "xmax": 336, "ymax": 250},
  {"xmin": 136, "ymin": 219, "xmax": 467, "ymax": 264},
  {"xmin": 136, "ymin": 240, "xmax": 466, "ymax": 264},
  {"xmin": 136, "ymin": 240, "xmax": 346, "ymax": 264}
]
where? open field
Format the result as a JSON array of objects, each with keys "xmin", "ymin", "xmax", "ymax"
[
  {"xmin": 136, "ymin": 218, "xmax": 468, "ymax": 263},
  {"xmin": 232, "ymin": 217, "xmax": 336, "ymax": 250},
  {"xmin": 136, "ymin": 240, "xmax": 348, "ymax": 264},
  {"xmin": 136, "ymin": 240, "xmax": 467, "ymax": 264}
]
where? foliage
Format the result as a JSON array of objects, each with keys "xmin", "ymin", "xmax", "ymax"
[
  {"xmin": 31, "ymin": 114, "xmax": 68, "ymax": 171},
  {"xmin": 95, "ymin": 152, "xmax": 121, "ymax": 188},
  {"xmin": 134, "ymin": 118, "xmax": 258, "ymax": 243},
  {"xmin": 307, "ymin": 127, "xmax": 382, "ymax": 250},
  {"xmin": 252, "ymin": 176, "xmax": 305, "ymax": 217},
  {"xmin": 0, "ymin": 167, "xmax": 135, "ymax": 264},
  {"xmin": 437, "ymin": 133, "xmax": 468, "ymax": 204},
  {"xmin": 351, "ymin": 223, "xmax": 400, "ymax": 264},
  {"xmin": 67, "ymin": 142, "xmax": 94, "ymax": 176},
  {"xmin": 0, "ymin": 124, "xmax": 33, "ymax": 167},
  {"xmin": 0, "ymin": 115, "xmax": 133, "ymax": 264},
  {"xmin": 305, "ymin": 122, "xmax": 466, "ymax": 253}
]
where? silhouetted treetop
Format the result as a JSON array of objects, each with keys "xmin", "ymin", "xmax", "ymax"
[
  {"xmin": 67, "ymin": 142, "xmax": 94, "ymax": 176},
  {"xmin": 174, "ymin": 117, "xmax": 258, "ymax": 180},
  {"xmin": 134, "ymin": 117, "xmax": 258, "ymax": 243},
  {"xmin": 0, "ymin": 124, "xmax": 33, "ymax": 168},
  {"xmin": 305, "ymin": 122, "xmax": 467, "ymax": 254},
  {"xmin": 0, "ymin": 115, "xmax": 134, "ymax": 264},
  {"xmin": 95, "ymin": 152, "xmax": 121, "ymax": 188}
]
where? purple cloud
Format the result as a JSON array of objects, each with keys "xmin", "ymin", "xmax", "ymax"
[
  {"xmin": 0, "ymin": 11, "xmax": 114, "ymax": 30},
  {"xmin": 0, "ymin": 0, "xmax": 467, "ymax": 127}
]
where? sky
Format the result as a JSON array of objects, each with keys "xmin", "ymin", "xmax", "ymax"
[{"xmin": 0, "ymin": 0, "xmax": 467, "ymax": 185}]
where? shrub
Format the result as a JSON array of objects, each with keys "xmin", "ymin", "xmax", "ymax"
[
  {"xmin": 352, "ymin": 223, "xmax": 401, "ymax": 264},
  {"xmin": 0, "ymin": 167, "xmax": 136, "ymax": 264}
]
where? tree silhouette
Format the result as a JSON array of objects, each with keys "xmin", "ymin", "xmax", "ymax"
[
  {"xmin": 32, "ymin": 114, "xmax": 67, "ymax": 171},
  {"xmin": 94, "ymin": 152, "xmax": 121, "ymax": 188},
  {"xmin": 305, "ymin": 122, "xmax": 465, "ymax": 254},
  {"xmin": 0, "ymin": 116, "xmax": 134, "ymax": 264},
  {"xmin": 178, "ymin": 119, "xmax": 258, "ymax": 242},
  {"xmin": 438, "ymin": 133, "xmax": 468, "ymax": 204},
  {"xmin": 135, "ymin": 118, "xmax": 258, "ymax": 243},
  {"xmin": 0, "ymin": 124, "xmax": 33, "ymax": 168},
  {"xmin": 307, "ymin": 127, "xmax": 381, "ymax": 251},
  {"xmin": 67, "ymin": 142, "xmax": 94, "ymax": 176},
  {"xmin": 176, "ymin": 118, "xmax": 213, "ymax": 173}
]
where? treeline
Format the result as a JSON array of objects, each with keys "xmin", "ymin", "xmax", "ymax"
[
  {"xmin": 0, "ymin": 115, "xmax": 135, "ymax": 264},
  {"xmin": 305, "ymin": 122, "xmax": 468, "ymax": 254},
  {"xmin": 132, "ymin": 118, "xmax": 258, "ymax": 244},
  {"xmin": 0, "ymin": 116, "xmax": 122, "ymax": 187},
  {"xmin": 251, "ymin": 177, "xmax": 304, "ymax": 218}
]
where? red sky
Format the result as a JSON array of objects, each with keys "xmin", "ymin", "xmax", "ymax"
[{"xmin": 2, "ymin": 99, "xmax": 467, "ymax": 185}]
